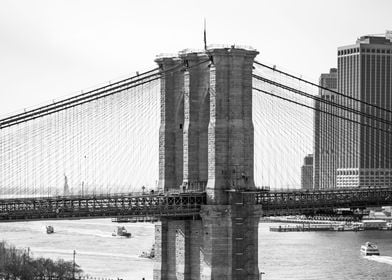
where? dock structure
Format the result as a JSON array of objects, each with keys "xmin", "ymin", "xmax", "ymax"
[{"xmin": 270, "ymin": 224, "xmax": 334, "ymax": 232}]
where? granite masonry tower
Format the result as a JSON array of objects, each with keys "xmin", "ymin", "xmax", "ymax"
[{"xmin": 154, "ymin": 46, "xmax": 260, "ymax": 280}]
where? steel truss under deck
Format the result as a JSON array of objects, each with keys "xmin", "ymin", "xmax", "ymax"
[
  {"xmin": 1, "ymin": 187, "xmax": 392, "ymax": 222},
  {"xmin": 255, "ymin": 186, "xmax": 392, "ymax": 216},
  {"xmin": 0, "ymin": 192, "xmax": 206, "ymax": 221}
]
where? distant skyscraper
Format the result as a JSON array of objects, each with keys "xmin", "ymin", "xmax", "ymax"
[
  {"xmin": 301, "ymin": 154, "xmax": 313, "ymax": 190},
  {"xmin": 336, "ymin": 33, "xmax": 392, "ymax": 188},
  {"xmin": 313, "ymin": 68, "xmax": 338, "ymax": 189}
]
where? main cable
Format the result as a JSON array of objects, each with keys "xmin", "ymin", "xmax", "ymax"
[
  {"xmin": 253, "ymin": 86, "xmax": 392, "ymax": 135},
  {"xmin": 0, "ymin": 59, "xmax": 211, "ymax": 129},
  {"xmin": 254, "ymin": 60, "xmax": 392, "ymax": 115},
  {"xmin": 253, "ymin": 73, "xmax": 392, "ymax": 127}
]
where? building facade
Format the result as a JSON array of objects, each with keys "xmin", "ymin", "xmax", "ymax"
[
  {"xmin": 301, "ymin": 154, "xmax": 313, "ymax": 190},
  {"xmin": 336, "ymin": 33, "xmax": 392, "ymax": 188},
  {"xmin": 313, "ymin": 68, "xmax": 338, "ymax": 189}
]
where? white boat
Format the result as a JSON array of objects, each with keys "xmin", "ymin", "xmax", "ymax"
[
  {"xmin": 140, "ymin": 244, "xmax": 155, "ymax": 259},
  {"xmin": 361, "ymin": 242, "xmax": 380, "ymax": 256}
]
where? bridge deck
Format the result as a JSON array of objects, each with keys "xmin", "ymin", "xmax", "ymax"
[
  {"xmin": 0, "ymin": 192, "xmax": 206, "ymax": 221},
  {"xmin": 256, "ymin": 186, "xmax": 392, "ymax": 216},
  {"xmin": 1, "ymin": 187, "xmax": 392, "ymax": 221}
]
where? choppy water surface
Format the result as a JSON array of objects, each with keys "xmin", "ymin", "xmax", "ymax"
[{"xmin": 0, "ymin": 220, "xmax": 391, "ymax": 279}]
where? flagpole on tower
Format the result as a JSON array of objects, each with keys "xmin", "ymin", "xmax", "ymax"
[{"xmin": 203, "ymin": 18, "xmax": 207, "ymax": 50}]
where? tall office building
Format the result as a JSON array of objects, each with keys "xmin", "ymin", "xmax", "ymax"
[
  {"xmin": 313, "ymin": 68, "xmax": 338, "ymax": 189},
  {"xmin": 336, "ymin": 32, "xmax": 392, "ymax": 188},
  {"xmin": 301, "ymin": 154, "xmax": 314, "ymax": 190}
]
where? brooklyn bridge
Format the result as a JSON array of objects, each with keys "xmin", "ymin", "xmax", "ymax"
[{"xmin": 1, "ymin": 46, "xmax": 391, "ymax": 279}]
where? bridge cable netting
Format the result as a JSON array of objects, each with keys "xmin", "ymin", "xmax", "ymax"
[
  {"xmin": 253, "ymin": 61, "xmax": 392, "ymax": 190},
  {"xmin": 0, "ymin": 69, "xmax": 169, "ymax": 198},
  {"xmin": 2, "ymin": 58, "xmax": 391, "ymax": 198},
  {"xmin": 0, "ymin": 60, "xmax": 215, "ymax": 199}
]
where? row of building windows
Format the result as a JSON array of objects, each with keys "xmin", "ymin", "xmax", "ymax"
[
  {"xmin": 338, "ymin": 48, "xmax": 392, "ymax": 56},
  {"xmin": 337, "ymin": 169, "xmax": 392, "ymax": 176},
  {"xmin": 338, "ymin": 177, "xmax": 392, "ymax": 181}
]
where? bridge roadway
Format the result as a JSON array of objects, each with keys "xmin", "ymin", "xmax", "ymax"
[{"xmin": 0, "ymin": 187, "xmax": 391, "ymax": 221}]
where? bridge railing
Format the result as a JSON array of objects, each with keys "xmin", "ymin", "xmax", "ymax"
[
  {"xmin": 2, "ymin": 187, "xmax": 392, "ymax": 221},
  {"xmin": 255, "ymin": 186, "xmax": 392, "ymax": 215},
  {"xmin": 0, "ymin": 192, "xmax": 207, "ymax": 222}
]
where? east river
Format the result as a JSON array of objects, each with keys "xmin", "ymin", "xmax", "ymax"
[{"xmin": 0, "ymin": 219, "xmax": 392, "ymax": 279}]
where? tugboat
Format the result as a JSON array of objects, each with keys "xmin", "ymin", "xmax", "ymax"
[
  {"xmin": 112, "ymin": 226, "xmax": 132, "ymax": 238},
  {"xmin": 361, "ymin": 242, "xmax": 380, "ymax": 256},
  {"xmin": 46, "ymin": 225, "xmax": 54, "ymax": 234}
]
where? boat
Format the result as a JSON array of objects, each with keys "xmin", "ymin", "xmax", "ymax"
[
  {"xmin": 46, "ymin": 225, "xmax": 54, "ymax": 234},
  {"xmin": 112, "ymin": 226, "xmax": 132, "ymax": 238},
  {"xmin": 139, "ymin": 244, "xmax": 155, "ymax": 259},
  {"xmin": 361, "ymin": 242, "xmax": 380, "ymax": 256}
]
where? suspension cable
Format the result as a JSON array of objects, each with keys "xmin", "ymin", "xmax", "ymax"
[
  {"xmin": 253, "ymin": 86, "xmax": 392, "ymax": 135},
  {"xmin": 253, "ymin": 74, "xmax": 392, "ymax": 127},
  {"xmin": 254, "ymin": 60, "xmax": 392, "ymax": 115}
]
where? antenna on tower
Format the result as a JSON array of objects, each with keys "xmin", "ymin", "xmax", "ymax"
[{"xmin": 203, "ymin": 18, "xmax": 207, "ymax": 51}]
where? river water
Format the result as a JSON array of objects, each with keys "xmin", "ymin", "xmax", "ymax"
[{"xmin": 0, "ymin": 219, "xmax": 391, "ymax": 279}]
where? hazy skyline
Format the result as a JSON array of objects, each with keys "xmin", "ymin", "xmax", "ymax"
[{"xmin": 1, "ymin": 0, "xmax": 392, "ymax": 115}]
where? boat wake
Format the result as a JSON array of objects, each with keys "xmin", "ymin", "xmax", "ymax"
[{"xmin": 364, "ymin": 256, "xmax": 392, "ymax": 266}]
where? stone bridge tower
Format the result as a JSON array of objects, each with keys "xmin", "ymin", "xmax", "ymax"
[{"xmin": 154, "ymin": 46, "xmax": 260, "ymax": 280}]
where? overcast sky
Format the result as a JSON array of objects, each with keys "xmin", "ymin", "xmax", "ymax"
[{"xmin": 1, "ymin": 0, "xmax": 392, "ymax": 115}]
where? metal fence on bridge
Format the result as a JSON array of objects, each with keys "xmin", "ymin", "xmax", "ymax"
[
  {"xmin": 0, "ymin": 192, "xmax": 206, "ymax": 221},
  {"xmin": 255, "ymin": 186, "xmax": 392, "ymax": 216},
  {"xmin": 1, "ymin": 187, "xmax": 392, "ymax": 221}
]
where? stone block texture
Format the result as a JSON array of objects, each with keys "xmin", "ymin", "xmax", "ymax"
[
  {"xmin": 179, "ymin": 52, "xmax": 210, "ymax": 191},
  {"xmin": 154, "ymin": 219, "xmax": 203, "ymax": 280},
  {"xmin": 155, "ymin": 57, "xmax": 184, "ymax": 192},
  {"xmin": 154, "ymin": 47, "xmax": 260, "ymax": 280},
  {"xmin": 200, "ymin": 203, "xmax": 261, "ymax": 280},
  {"xmin": 206, "ymin": 48, "xmax": 259, "ymax": 205}
]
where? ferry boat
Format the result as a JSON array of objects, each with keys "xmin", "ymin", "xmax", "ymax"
[
  {"xmin": 46, "ymin": 225, "xmax": 54, "ymax": 234},
  {"xmin": 361, "ymin": 242, "xmax": 380, "ymax": 256},
  {"xmin": 112, "ymin": 226, "xmax": 132, "ymax": 238}
]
